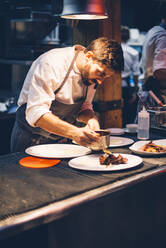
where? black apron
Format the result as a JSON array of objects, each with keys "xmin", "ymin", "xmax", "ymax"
[{"xmin": 10, "ymin": 52, "xmax": 88, "ymax": 152}]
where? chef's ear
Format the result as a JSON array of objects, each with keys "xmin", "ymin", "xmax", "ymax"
[{"xmin": 85, "ymin": 51, "xmax": 93, "ymax": 59}]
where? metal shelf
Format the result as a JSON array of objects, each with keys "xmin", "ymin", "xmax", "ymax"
[{"xmin": 0, "ymin": 59, "xmax": 33, "ymax": 66}]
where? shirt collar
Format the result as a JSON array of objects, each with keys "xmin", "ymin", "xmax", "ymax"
[{"xmin": 160, "ymin": 22, "xmax": 166, "ymax": 30}]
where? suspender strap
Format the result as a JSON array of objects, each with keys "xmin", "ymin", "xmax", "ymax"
[{"xmin": 54, "ymin": 51, "xmax": 79, "ymax": 95}]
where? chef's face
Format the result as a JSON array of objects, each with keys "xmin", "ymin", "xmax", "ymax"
[{"xmin": 81, "ymin": 56, "xmax": 114, "ymax": 87}]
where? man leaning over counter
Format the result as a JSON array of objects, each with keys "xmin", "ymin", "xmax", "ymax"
[{"xmin": 10, "ymin": 37, "xmax": 124, "ymax": 152}]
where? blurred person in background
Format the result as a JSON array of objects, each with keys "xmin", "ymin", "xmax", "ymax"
[
  {"xmin": 121, "ymin": 26, "xmax": 140, "ymax": 126},
  {"xmin": 153, "ymin": 48, "xmax": 166, "ymax": 103},
  {"xmin": 140, "ymin": 5, "xmax": 166, "ymax": 95}
]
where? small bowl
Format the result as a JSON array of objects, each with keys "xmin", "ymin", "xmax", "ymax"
[
  {"xmin": 88, "ymin": 130, "xmax": 110, "ymax": 151},
  {"xmin": 126, "ymin": 124, "xmax": 138, "ymax": 133}
]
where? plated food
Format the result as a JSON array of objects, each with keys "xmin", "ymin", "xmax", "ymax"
[
  {"xmin": 99, "ymin": 153, "xmax": 128, "ymax": 166},
  {"xmin": 129, "ymin": 139, "xmax": 166, "ymax": 156},
  {"xmin": 99, "ymin": 148, "xmax": 128, "ymax": 166},
  {"xmin": 68, "ymin": 153, "xmax": 142, "ymax": 171},
  {"xmin": 138, "ymin": 140, "xmax": 166, "ymax": 153}
]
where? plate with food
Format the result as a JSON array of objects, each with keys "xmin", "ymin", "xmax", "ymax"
[
  {"xmin": 68, "ymin": 152, "xmax": 142, "ymax": 171},
  {"xmin": 129, "ymin": 139, "xmax": 166, "ymax": 156},
  {"xmin": 25, "ymin": 144, "xmax": 91, "ymax": 158}
]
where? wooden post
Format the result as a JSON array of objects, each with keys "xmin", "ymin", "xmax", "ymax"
[
  {"xmin": 72, "ymin": 0, "xmax": 122, "ymax": 128},
  {"xmin": 97, "ymin": 0, "xmax": 122, "ymax": 128}
]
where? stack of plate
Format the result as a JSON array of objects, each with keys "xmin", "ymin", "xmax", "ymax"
[{"xmin": 107, "ymin": 128, "xmax": 125, "ymax": 136}]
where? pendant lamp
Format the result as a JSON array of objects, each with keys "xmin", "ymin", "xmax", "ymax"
[{"xmin": 61, "ymin": 0, "xmax": 108, "ymax": 20}]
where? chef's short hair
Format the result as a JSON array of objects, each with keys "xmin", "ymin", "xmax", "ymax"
[{"xmin": 85, "ymin": 37, "xmax": 124, "ymax": 73}]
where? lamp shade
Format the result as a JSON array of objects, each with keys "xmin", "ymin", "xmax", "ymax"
[{"xmin": 61, "ymin": 0, "xmax": 108, "ymax": 20}]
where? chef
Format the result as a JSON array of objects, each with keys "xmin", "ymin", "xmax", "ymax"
[
  {"xmin": 140, "ymin": 7, "xmax": 166, "ymax": 81},
  {"xmin": 10, "ymin": 37, "xmax": 124, "ymax": 152}
]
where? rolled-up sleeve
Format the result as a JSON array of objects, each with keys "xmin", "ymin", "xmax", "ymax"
[
  {"xmin": 154, "ymin": 34, "xmax": 166, "ymax": 57},
  {"xmin": 153, "ymin": 49, "xmax": 166, "ymax": 73},
  {"xmin": 26, "ymin": 62, "xmax": 60, "ymax": 126}
]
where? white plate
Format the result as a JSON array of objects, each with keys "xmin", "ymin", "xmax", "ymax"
[
  {"xmin": 124, "ymin": 128, "xmax": 137, "ymax": 134},
  {"xmin": 129, "ymin": 139, "xmax": 166, "ymax": 156},
  {"xmin": 109, "ymin": 137, "xmax": 134, "ymax": 147},
  {"xmin": 73, "ymin": 137, "xmax": 134, "ymax": 148},
  {"xmin": 25, "ymin": 144, "xmax": 91, "ymax": 158},
  {"xmin": 68, "ymin": 153, "xmax": 143, "ymax": 171},
  {"xmin": 107, "ymin": 128, "xmax": 125, "ymax": 135}
]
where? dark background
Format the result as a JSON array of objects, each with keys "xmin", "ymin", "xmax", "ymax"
[{"xmin": 121, "ymin": 0, "xmax": 166, "ymax": 31}]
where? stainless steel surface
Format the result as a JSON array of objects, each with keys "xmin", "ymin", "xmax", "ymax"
[{"xmin": 147, "ymin": 107, "xmax": 166, "ymax": 127}]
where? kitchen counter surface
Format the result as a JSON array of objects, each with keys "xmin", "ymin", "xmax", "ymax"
[{"xmin": 1, "ymin": 131, "xmax": 166, "ymax": 247}]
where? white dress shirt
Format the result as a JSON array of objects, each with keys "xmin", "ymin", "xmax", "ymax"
[
  {"xmin": 121, "ymin": 42, "xmax": 140, "ymax": 87},
  {"xmin": 153, "ymin": 48, "xmax": 166, "ymax": 72},
  {"xmin": 140, "ymin": 25, "xmax": 166, "ymax": 79},
  {"xmin": 18, "ymin": 46, "xmax": 96, "ymax": 127},
  {"xmin": 153, "ymin": 48, "xmax": 166, "ymax": 102}
]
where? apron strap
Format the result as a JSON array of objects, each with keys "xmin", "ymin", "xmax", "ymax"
[{"xmin": 54, "ymin": 51, "xmax": 79, "ymax": 95}]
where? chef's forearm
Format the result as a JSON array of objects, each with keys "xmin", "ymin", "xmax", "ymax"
[{"xmin": 35, "ymin": 112, "xmax": 79, "ymax": 140}]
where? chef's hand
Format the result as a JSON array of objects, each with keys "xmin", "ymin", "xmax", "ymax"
[
  {"xmin": 73, "ymin": 126, "xmax": 101, "ymax": 147},
  {"xmin": 86, "ymin": 118, "xmax": 100, "ymax": 131}
]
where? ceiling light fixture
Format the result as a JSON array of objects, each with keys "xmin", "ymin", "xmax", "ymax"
[{"xmin": 61, "ymin": 0, "xmax": 108, "ymax": 20}]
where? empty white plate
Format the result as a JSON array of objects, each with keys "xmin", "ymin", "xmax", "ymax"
[
  {"xmin": 109, "ymin": 137, "xmax": 134, "ymax": 147},
  {"xmin": 25, "ymin": 144, "xmax": 91, "ymax": 158},
  {"xmin": 107, "ymin": 128, "xmax": 125, "ymax": 135}
]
